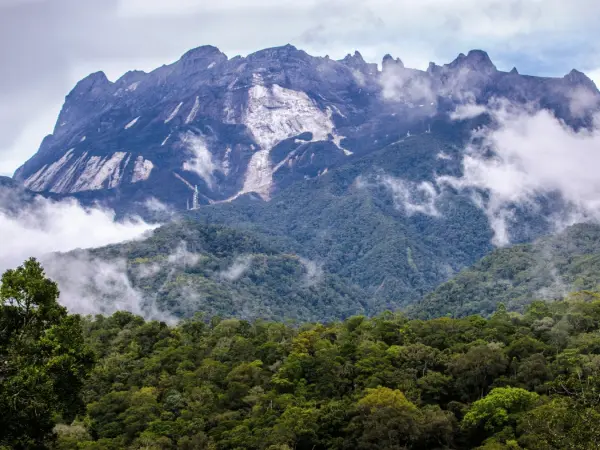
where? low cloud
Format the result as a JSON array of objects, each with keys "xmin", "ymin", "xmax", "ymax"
[
  {"xmin": 299, "ymin": 257, "xmax": 323, "ymax": 287},
  {"xmin": 142, "ymin": 196, "xmax": 175, "ymax": 215},
  {"xmin": 357, "ymin": 174, "xmax": 442, "ymax": 218},
  {"xmin": 440, "ymin": 100, "xmax": 600, "ymax": 245},
  {"xmin": 0, "ymin": 190, "xmax": 167, "ymax": 318},
  {"xmin": 564, "ymin": 85, "xmax": 600, "ymax": 118},
  {"xmin": 450, "ymin": 102, "xmax": 488, "ymax": 120},
  {"xmin": 167, "ymin": 241, "xmax": 201, "ymax": 267},
  {"xmin": 43, "ymin": 252, "xmax": 173, "ymax": 322},
  {"xmin": 0, "ymin": 192, "xmax": 155, "ymax": 272},
  {"xmin": 219, "ymin": 255, "xmax": 253, "ymax": 282},
  {"xmin": 180, "ymin": 132, "xmax": 220, "ymax": 189},
  {"xmin": 379, "ymin": 66, "xmax": 436, "ymax": 106},
  {"xmin": 380, "ymin": 176, "xmax": 442, "ymax": 217}
]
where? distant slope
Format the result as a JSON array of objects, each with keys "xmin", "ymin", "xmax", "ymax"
[
  {"xmin": 411, "ymin": 223, "xmax": 600, "ymax": 318},
  {"xmin": 50, "ymin": 221, "xmax": 368, "ymax": 322},
  {"xmin": 189, "ymin": 129, "xmax": 496, "ymax": 310}
]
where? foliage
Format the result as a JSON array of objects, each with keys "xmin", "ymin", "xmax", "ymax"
[
  {"xmin": 412, "ymin": 223, "xmax": 600, "ymax": 319},
  {"xmin": 0, "ymin": 259, "xmax": 93, "ymax": 449},
  {"xmin": 40, "ymin": 292, "xmax": 600, "ymax": 449},
  {"xmin": 64, "ymin": 222, "xmax": 368, "ymax": 322}
]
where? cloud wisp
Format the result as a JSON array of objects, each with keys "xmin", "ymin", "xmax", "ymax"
[
  {"xmin": 180, "ymin": 132, "xmax": 220, "ymax": 189},
  {"xmin": 439, "ymin": 99, "xmax": 600, "ymax": 245},
  {"xmin": 219, "ymin": 255, "xmax": 253, "ymax": 282}
]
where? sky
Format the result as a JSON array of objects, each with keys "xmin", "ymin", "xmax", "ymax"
[{"xmin": 2, "ymin": 0, "xmax": 600, "ymax": 176}]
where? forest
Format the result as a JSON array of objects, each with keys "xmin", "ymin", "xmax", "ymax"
[{"xmin": 3, "ymin": 259, "xmax": 600, "ymax": 449}]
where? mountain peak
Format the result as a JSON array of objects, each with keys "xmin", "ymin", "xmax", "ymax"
[
  {"xmin": 249, "ymin": 44, "xmax": 302, "ymax": 57},
  {"xmin": 382, "ymin": 54, "xmax": 404, "ymax": 70},
  {"xmin": 73, "ymin": 71, "xmax": 110, "ymax": 89},
  {"xmin": 342, "ymin": 51, "xmax": 365, "ymax": 63},
  {"xmin": 180, "ymin": 45, "xmax": 228, "ymax": 70},
  {"xmin": 449, "ymin": 49, "xmax": 496, "ymax": 73},
  {"xmin": 564, "ymin": 69, "xmax": 597, "ymax": 90},
  {"xmin": 67, "ymin": 71, "xmax": 112, "ymax": 100},
  {"xmin": 181, "ymin": 45, "xmax": 225, "ymax": 60}
]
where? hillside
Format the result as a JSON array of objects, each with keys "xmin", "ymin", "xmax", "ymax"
[
  {"xmin": 49, "ymin": 221, "xmax": 368, "ymax": 322},
  {"xmin": 411, "ymin": 223, "xmax": 600, "ymax": 318},
  {"xmin": 187, "ymin": 129, "xmax": 497, "ymax": 309}
]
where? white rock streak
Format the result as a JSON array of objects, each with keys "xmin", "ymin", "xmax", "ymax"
[
  {"xmin": 50, "ymin": 152, "xmax": 90, "ymax": 193},
  {"xmin": 24, "ymin": 149, "xmax": 151, "ymax": 193},
  {"xmin": 124, "ymin": 116, "xmax": 140, "ymax": 129},
  {"xmin": 71, "ymin": 152, "xmax": 128, "ymax": 191},
  {"xmin": 24, "ymin": 149, "xmax": 75, "ymax": 191},
  {"xmin": 127, "ymin": 81, "xmax": 140, "ymax": 91},
  {"xmin": 185, "ymin": 97, "xmax": 200, "ymax": 124},
  {"xmin": 165, "ymin": 102, "xmax": 183, "ymax": 123},
  {"xmin": 132, "ymin": 156, "xmax": 154, "ymax": 183},
  {"xmin": 239, "ymin": 84, "xmax": 336, "ymax": 199}
]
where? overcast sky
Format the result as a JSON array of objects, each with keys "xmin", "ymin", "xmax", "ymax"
[{"xmin": 1, "ymin": 0, "xmax": 600, "ymax": 175}]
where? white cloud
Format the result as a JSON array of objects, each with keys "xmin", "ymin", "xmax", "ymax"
[
  {"xmin": 450, "ymin": 102, "xmax": 488, "ymax": 120},
  {"xmin": 220, "ymin": 255, "xmax": 253, "ymax": 281},
  {"xmin": 358, "ymin": 174, "xmax": 442, "ymax": 217},
  {"xmin": 0, "ymin": 194, "xmax": 155, "ymax": 272},
  {"xmin": 299, "ymin": 257, "xmax": 323, "ymax": 287},
  {"xmin": 43, "ymin": 252, "xmax": 174, "ymax": 322},
  {"xmin": 565, "ymin": 85, "xmax": 600, "ymax": 118},
  {"xmin": 379, "ymin": 65, "xmax": 436, "ymax": 105},
  {"xmin": 181, "ymin": 132, "xmax": 220, "ymax": 189},
  {"xmin": 440, "ymin": 102, "xmax": 600, "ymax": 245},
  {"xmin": 167, "ymin": 241, "xmax": 201, "ymax": 267},
  {"xmin": 0, "ymin": 190, "xmax": 163, "ymax": 316},
  {"xmin": 142, "ymin": 197, "xmax": 174, "ymax": 215},
  {"xmin": 382, "ymin": 176, "xmax": 442, "ymax": 217}
]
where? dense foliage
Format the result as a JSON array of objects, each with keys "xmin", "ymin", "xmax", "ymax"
[
  {"xmin": 413, "ymin": 223, "xmax": 600, "ymax": 319},
  {"xmin": 42, "ymin": 293, "xmax": 600, "ymax": 449},
  {"xmin": 58, "ymin": 222, "xmax": 367, "ymax": 322},
  {"xmin": 0, "ymin": 259, "xmax": 93, "ymax": 449}
]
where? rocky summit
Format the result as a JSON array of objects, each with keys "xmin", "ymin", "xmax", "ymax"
[{"xmin": 11, "ymin": 44, "xmax": 599, "ymax": 212}]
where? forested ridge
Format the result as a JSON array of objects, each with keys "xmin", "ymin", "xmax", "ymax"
[
  {"xmin": 4, "ymin": 260, "xmax": 600, "ymax": 449},
  {"xmin": 414, "ymin": 223, "xmax": 600, "ymax": 319}
]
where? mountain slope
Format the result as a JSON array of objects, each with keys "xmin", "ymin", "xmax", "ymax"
[
  {"xmin": 411, "ymin": 223, "xmax": 600, "ymax": 318},
  {"xmin": 187, "ymin": 128, "xmax": 496, "ymax": 308},
  {"xmin": 48, "ymin": 221, "xmax": 368, "ymax": 322}
]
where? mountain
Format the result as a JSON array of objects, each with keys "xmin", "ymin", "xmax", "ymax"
[
  {"xmin": 48, "ymin": 220, "xmax": 368, "ymax": 322},
  {"xmin": 10, "ymin": 44, "xmax": 600, "ymax": 316},
  {"xmin": 411, "ymin": 223, "xmax": 600, "ymax": 319},
  {"xmin": 13, "ymin": 45, "xmax": 599, "ymax": 212}
]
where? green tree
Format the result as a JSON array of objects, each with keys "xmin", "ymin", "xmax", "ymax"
[
  {"xmin": 347, "ymin": 387, "xmax": 423, "ymax": 449},
  {"xmin": 0, "ymin": 258, "xmax": 94, "ymax": 449},
  {"xmin": 462, "ymin": 387, "xmax": 539, "ymax": 444}
]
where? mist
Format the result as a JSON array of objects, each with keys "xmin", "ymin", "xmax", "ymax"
[
  {"xmin": 440, "ymin": 99, "xmax": 600, "ymax": 245},
  {"xmin": 0, "ymin": 190, "xmax": 161, "ymax": 317}
]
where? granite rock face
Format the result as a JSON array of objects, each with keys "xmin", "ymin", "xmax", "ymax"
[{"xmin": 13, "ymin": 44, "xmax": 599, "ymax": 211}]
